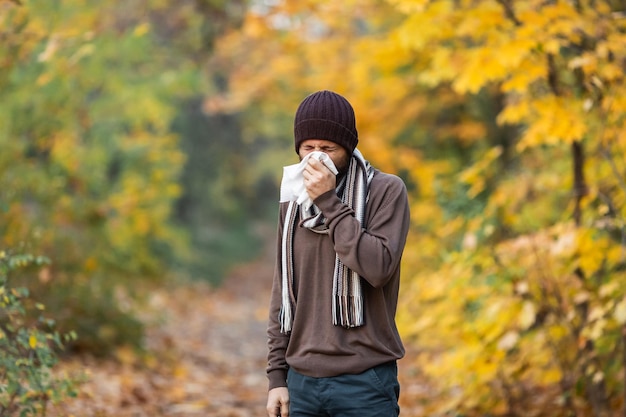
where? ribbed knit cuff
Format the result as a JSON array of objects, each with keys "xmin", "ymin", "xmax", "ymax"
[
  {"xmin": 313, "ymin": 190, "xmax": 343, "ymax": 214},
  {"xmin": 268, "ymin": 369, "xmax": 288, "ymax": 391}
]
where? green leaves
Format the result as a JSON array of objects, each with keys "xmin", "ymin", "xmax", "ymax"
[
  {"xmin": 0, "ymin": 0, "xmax": 209, "ymax": 352},
  {"xmin": 0, "ymin": 251, "xmax": 79, "ymax": 417}
]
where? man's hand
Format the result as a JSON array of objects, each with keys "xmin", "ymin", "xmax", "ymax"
[
  {"xmin": 303, "ymin": 156, "xmax": 336, "ymax": 201},
  {"xmin": 267, "ymin": 387, "xmax": 289, "ymax": 417}
]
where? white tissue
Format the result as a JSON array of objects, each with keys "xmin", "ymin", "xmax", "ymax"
[{"xmin": 279, "ymin": 151, "xmax": 339, "ymax": 211}]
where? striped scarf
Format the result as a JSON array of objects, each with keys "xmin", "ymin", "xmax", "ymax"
[{"xmin": 280, "ymin": 149, "xmax": 374, "ymax": 333}]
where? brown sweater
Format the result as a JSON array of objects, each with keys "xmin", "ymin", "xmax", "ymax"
[{"xmin": 267, "ymin": 169, "xmax": 410, "ymax": 390}]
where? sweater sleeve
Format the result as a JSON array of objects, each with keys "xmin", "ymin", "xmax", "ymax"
[
  {"xmin": 314, "ymin": 172, "xmax": 410, "ymax": 288},
  {"xmin": 266, "ymin": 203, "xmax": 290, "ymax": 390}
]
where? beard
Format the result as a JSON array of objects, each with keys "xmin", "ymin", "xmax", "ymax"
[{"xmin": 334, "ymin": 153, "xmax": 351, "ymax": 175}]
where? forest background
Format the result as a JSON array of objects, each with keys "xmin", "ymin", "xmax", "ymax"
[{"xmin": 2, "ymin": 0, "xmax": 626, "ymax": 416}]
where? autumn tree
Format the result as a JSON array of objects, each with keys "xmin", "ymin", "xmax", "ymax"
[
  {"xmin": 0, "ymin": 0, "xmax": 246, "ymax": 354},
  {"xmin": 390, "ymin": 1, "xmax": 626, "ymax": 415}
]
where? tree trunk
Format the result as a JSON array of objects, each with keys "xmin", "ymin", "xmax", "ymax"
[{"xmin": 572, "ymin": 141, "xmax": 586, "ymax": 226}]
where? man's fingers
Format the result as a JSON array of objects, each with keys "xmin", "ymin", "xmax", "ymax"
[
  {"xmin": 307, "ymin": 156, "xmax": 332, "ymax": 173},
  {"xmin": 267, "ymin": 403, "xmax": 279, "ymax": 417},
  {"xmin": 267, "ymin": 387, "xmax": 289, "ymax": 417},
  {"xmin": 305, "ymin": 158, "xmax": 333, "ymax": 181}
]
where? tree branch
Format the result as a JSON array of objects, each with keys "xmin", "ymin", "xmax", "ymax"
[{"xmin": 495, "ymin": 0, "xmax": 522, "ymax": 26}]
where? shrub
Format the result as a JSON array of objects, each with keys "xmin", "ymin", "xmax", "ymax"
[{"xmin": 0, "ymin": 251, "xmax": 80, "ymax": 417}]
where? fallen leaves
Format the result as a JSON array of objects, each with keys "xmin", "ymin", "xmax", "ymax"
[{"xmin": 48, "ymin": 252, "xmax": 273, "ymax": 417}]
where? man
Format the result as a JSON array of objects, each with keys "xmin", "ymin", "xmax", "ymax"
[{"xmin": 266, "ymin": 90, "xmax": 410, "ymax": 417}]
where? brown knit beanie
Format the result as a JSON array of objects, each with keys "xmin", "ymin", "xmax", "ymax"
[{"xmin": 294, "ymin": 90, "xmax": 358, "ymax": 154}]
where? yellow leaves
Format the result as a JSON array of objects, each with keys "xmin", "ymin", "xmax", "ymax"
[
  {"xmin": 394, "ymin": 2, "xmax": 455, "ymax": 50},
  {"xmin": 454, "ymin": 5, "xmax": 507, "ymax": 38},
  {"xmin": 393, "ymin": 0, "xmax": 570, "ymax": 96},
  {"xmin": 498, "ymin": 99, "xmax": 531, "ymax": 125},
  {"xmin": 417, "ymin": 48, "xmax": 455, "ymax": 86},
  {"xmin": 397, "ymin": 2, "xmax": 538, "ymax": 93},
  {"xmin": 460, "ymin": 146, "xmax": 502, "ymax": 198},
  {"xmin": 518, "ymin": 301, "xmax": 536, "ymax": 330},
  {"xmin": 501, "ymin": 57, "xmax": 546, "ymax": 93},
  {"xmin": 517, "ymin": 2, "xmax": 584, "ymax": 46},
  {"xmin": 614, "ymin": 298, "xmax": 626, "ymax": 325},
  {"xmin": 541, "ymin": 367, "xmax": 563, "ymax": 385},
  {"xmin": 387, "ymin": 0, "xmax": 432, "ymax": 14},
  {"xmin": 242, "ymin": 13, "xmax": 274, "ymax": 39},
  {"xmin": 390, "ymin": 0, "xmax": 624, "ymax": 164},
  {"xmin": 497, "ymin": 37, "xmax": 538, "ymax": 69},
  {"xmin": 517, "ymin": 96, "xmax": 588, "ymax": 149},
  {"xmin": 133, "ymin": 23, "xmax": 150, "ymax": 37},
  {"xmin": 575, "ymin": 228, "xmax": 610, "ymax": 277},
  {"xmin": 403, "ymin": 219, "xmax": 626, "ymax": 413},
  {"xmin": 599, "ymin": 63, "xmax": 624, "ymax": 82},
  {"xmin": 51, "ymin": 133, "xmax": 82, "ymax": 174},
  {"xmin": 269, "ymin": 54, "xmax": 303, "ymax": 81},
  {"xmin": 29, "ymin": 334, "xmax": 37, "ymax": 349},
  {"xmin": 449, "ymin": 15, "xmax": 536, "ymax": 94},
  {"xmin": 417, "ymin": 271, "xmax": 451, "ymax": 301},
  {"xmin": 452, "ymin": 47, "xmax": 507, "ymax": 94},
  {"xmin": 103, "ymin": 131, "xmax": 184, "ymax": 257}
]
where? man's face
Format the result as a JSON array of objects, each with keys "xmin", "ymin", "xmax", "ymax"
[{"xmin": 298, "ymin": 139, "xmax": 350, "ymax": 173}]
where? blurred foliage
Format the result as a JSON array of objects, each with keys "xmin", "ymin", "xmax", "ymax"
[
  {"xmin": 171, "ymin": 98, "xmax": 276, "ymax": 283},
  {"xmin": 0, "ymin": 251, "xmax": 80, "ymax": 417},
  {"xmin": 210, "ymin": 0, "xmax": 626, "ymax": 415},
  {"xmin": 0, "ymin": 0, "xmax": 254, "ymax": 355}
]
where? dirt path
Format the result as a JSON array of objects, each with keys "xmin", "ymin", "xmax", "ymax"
[
  {"xmin": 50, "ymin": 239, "xmax": 429, "ymax": 416},
  {"xmin": 51, "ymin": 244, "xmax": 274, "ymax": 417}
]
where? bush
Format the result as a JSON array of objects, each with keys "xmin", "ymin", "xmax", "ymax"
[{"xmin": 0, "ymin": 251, "xmax": 80, "ymax": 417}]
